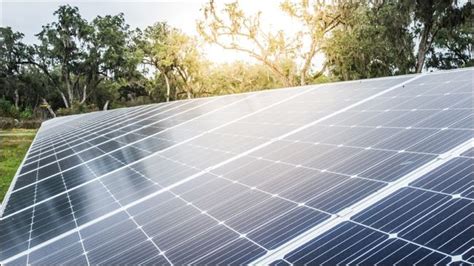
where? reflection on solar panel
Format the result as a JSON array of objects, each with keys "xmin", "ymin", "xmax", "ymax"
[{"xmin": 0, "ymin": 68, "xmax": 472, "ymax": 265}]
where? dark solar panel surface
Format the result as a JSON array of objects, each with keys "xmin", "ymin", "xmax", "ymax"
[
  {"xmin": 1, "ymin": 69, "xmax": 472, "ymax": 265},
  {"xmin": 274, "ymin": 156, "xmax": 473, "ymax": 265}
]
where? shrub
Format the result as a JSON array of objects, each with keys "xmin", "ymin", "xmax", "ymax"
[
  {"xmin": 0, "ymin": 99, "xmax": 14, "ymax": 117},
  {"xmin": 18, "ymin": 120, "xmax": 42, "ymax": 129},
  {"xmin": 0, "ymin": 117, "xmax": 18, "ymax": 129},
  {"xmin": 56, "ymin": 103, "xmax": 100, "ymax": 117},
  {"xmin": 19, "ymin": 107, "xmax": 33, "ymax": 120},
  {"xmin": 0, "ymin": 99, "xmax": 11, "ymax": 114}
]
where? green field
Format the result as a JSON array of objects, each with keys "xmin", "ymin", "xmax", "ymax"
[{"xmin": 0, "ymin": 129, "xmax": 37, "ymax": 202}]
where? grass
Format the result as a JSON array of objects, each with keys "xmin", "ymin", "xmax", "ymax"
[{"xmin": 0, "ymin": 129, "xmax": 37, "ymax": 203}]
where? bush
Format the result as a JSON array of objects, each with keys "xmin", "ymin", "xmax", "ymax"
[
  {"xmin": 0, "ymin": 117, "xmax": 18, "ymax": 129},
  {"xmin": 18, "ymin": 120, "xmax": 42, "ymax": 129},
  {"xmin": 0, "ymin": 99, "xmax": 15, "ymax": 118},
  {"xmin": 19, "ymin": 107, "xmax": 33, "ymax": 120},
  {"xmin": 56, "ymin": 103, "xmax": 100, "ymax": 117},
  {"xmin": 0, "ymin": 99, "xmax": 12, "ymax": 115},
  {"xmin": 55, "ymin": 107, "xmax": 75, "ymax": 116},
  {"xmin": 0, "ymin": 117, "xmax": 42, "ymax": 129},
  {"xmin": 0, "ymin": 99, "xmax": 38, "ymax": 120}
]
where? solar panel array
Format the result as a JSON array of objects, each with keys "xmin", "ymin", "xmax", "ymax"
[
  {"xmin": 267, "ymin": 154, "xmax": 474, "ymax": 265},
  {"xmin": 0, "ymin": 68, "xmax": 472, "ymax": 265}
]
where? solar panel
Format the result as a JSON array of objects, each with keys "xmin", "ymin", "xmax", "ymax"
[
  {"xmin": 0, "ymin": 68, "xmax": 472, "ymax": 265},
  {"xmin": 266, "ymin": 152, "xmax": 473, "ymax": 265}
]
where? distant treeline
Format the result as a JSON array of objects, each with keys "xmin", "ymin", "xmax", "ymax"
[{"xmin": 0, "ymin": 0, "xmax": 471, "ymax": 122}]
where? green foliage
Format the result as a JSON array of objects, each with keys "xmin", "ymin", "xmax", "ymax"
[
  {"xmin": 202, "ymin": 62, "xmax": 283, "ymax": 95},
  {"xmin": 137, "ymin": 22, "xmax": 206, "ymax": 100},
  {"xmin": 197, "ymin": 0, "xmax": 301, "ymax": 86},
  {"xmin": 19, "ymin": 107, "xmax": 33, "ymax": 120},
  {"xmin": 412, "ymin": 0, "xmax": 472, "ymax": 72},
  {"xmin": 0, "ymin": 2, "xmax": 472, "ymax": 122},
  {"xmin": 0, "ymin": 99, "xmax": 34, "ymax": 120},
  {"xmin": 31, "ymin": 5, "xmax": 143, "ymax": 109},
  {"xmin": 0, "ymin": 27, "xmax": 27, "ymax": 77},
  {"xmin": 56, "ymin": 103, "xmax": 99, "ymax": 116},
  {"xmin": 324, "ymin": 2, "xmax": 415, "ymax": 80},
  {"xmin": 0, "ymin": 99, "xmax": 14, "ymax": 117},
  {"xmin": 425, "ymin": 2, "xmax": 473, "ymax": 69}
]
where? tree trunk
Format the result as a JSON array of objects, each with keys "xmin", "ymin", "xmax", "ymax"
[
  {"xmin": 42, "ymin": 98, "xmax": 56, "ymax": 118},
  {"xmin": 60, "ymin": 92, "xmax": 69, "ymax": 109},
  {"xmin": 265, "ymin": 62, "xmax": 292, "ymax": 87},
  {"xmin": 300, "ymin": 72, "xmax": 306, "ymax": 86},
  {"xmin": 186, "ymin": 77, "xmax": 192, "ymax": 99},
  {"xmin": 103, "ymin": 100, "xmax": 110, "ymax": 111},
  {"xmin": 65, "ymin": 74, "xmax": 74, "ymax": 107},
  {"xmin": 80, "ymin": 84, "xmax": 87, "ymax": 104},
  {"xmin": 67, "ymin": 86, "xmax": 74, "ymax": 106},
  {"xmin": 416, "ymin": 24, "xmax": 432, "ymax": 73},
  {"xmin": 14, "ymin": 89, "xmax": 19, "ymax": 110},
  {"xmin": 177, "ymin": 68, "xmax": 193, "ymax": 99},
  {"xmin": 300, "ymin": 42, "xmax": 319, "ymax": 86},
  {"xmin": 164, "ymin": 74, "xmax": 170, "ymax": 102}
]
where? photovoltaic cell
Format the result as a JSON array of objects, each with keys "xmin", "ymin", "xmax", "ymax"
[
  {"xmin": 275, "ymin": 156, "xmax": 473, "ymax": 265},
  {"xmin": 0, "ymin": 68, "xmax": 472, "ymax": 265}
]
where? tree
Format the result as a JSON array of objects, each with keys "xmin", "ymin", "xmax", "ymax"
[
  {"xmin": 279, "ymin": 0, "xmax": 351, "ymax": 84},
  {"xmin": 19, "ymin": 67, "xmax": 58, "ymax": 117},
  {"xmin": 138, "ymin": 23, "xmax": 175, "ymax": 102},
  {"xmin": 169, "ymin": 31, "xmax": 206, "ymax": 99},
  {"xmin": 203, "ymin": 61, "xmax": 283, "ymax": 95},
  {"xmin": 425, "ymin": 3, "xmax": 473, "ymax": 69},
  {"xmin": 139, "ymin": 23, "xmax": 206, "ymax": 100},
  {"xmin": 0, "ymin": 27, "xmax": 58, "ymax": 117},
  {"xmin": 412, "ymin": 0, "xmax": 471, "ymax": 72},
  {"xmin": 197, "ymin": 0, "xmax": 349, "ymax": 86},
  {"xmin": 0, "ymin": 27, "xmax": 29, "ymax": 110},
  {"xmin": 31, "ymin": 5, "xmax": 140, "ymax": 109},
  {"xmin": 2, "ymin": 2, "xmax": 473, "ymax": 122},
  {"xmin": 197, "ymin": 0, "xmax": 298, "ymax": 86},
  {"xmin": 85, "ymin": 13, "xmax": 141, "ymax": 107},
  {"xmin": 33, "ymin": 5, "xmax": 91, "ymax": 108},
  {"xmin": 323, "ymin": 2, "xmax": 415, "ymax": 80}
]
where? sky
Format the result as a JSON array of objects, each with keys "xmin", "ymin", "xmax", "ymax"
[{"xmin": 0, "ymin": 0, "xmax": 299, "ymax": 63}]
